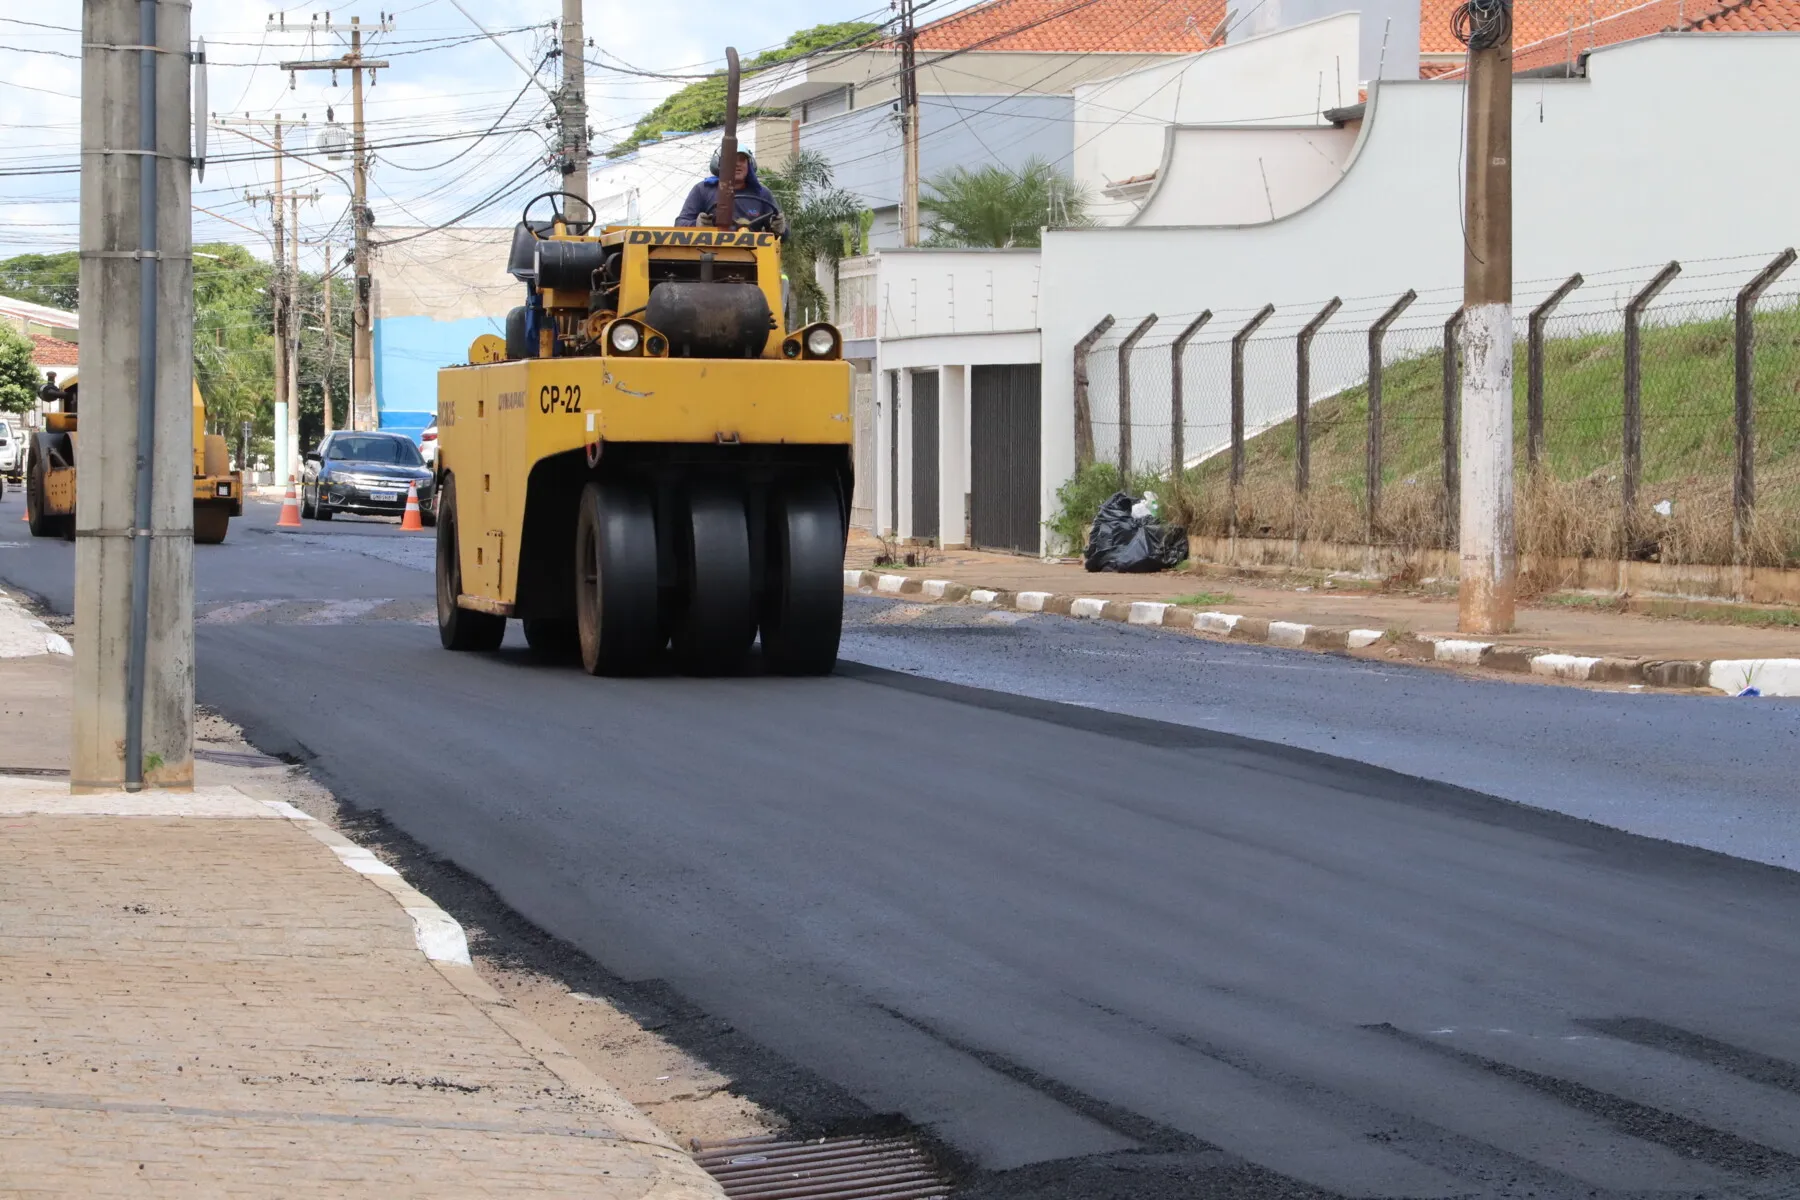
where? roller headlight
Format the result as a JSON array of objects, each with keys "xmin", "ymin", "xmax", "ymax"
[
  {"xmin": 806, "ymin": 327, "xmax": 837, "ymax": 357},
  {"xmin": 609, "ymin": 322, "xmax": 642, "ymax": 354}
]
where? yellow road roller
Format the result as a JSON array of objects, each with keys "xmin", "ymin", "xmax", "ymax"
[
  {"xmin": 27, "ymin": 372, "xmax": 244, "ymax": 544},
  {"xmin": 433, "ymin": 188, "xmax": 852, "ymax": 676}
]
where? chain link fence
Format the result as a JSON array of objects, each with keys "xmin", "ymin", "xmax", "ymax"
[{"xmin": 1076, "ymin": 249, "xmax": 1800, "ymax": 568}]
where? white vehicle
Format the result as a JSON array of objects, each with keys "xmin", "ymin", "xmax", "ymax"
[
  {"xmin": 419, "ymin": 419, "xmax": 438, "ymax": 467},
  {"xmin": 0, "ymin": 418, "xmax": 20, "ymax": 491}
]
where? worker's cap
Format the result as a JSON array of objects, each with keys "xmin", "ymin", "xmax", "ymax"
[{"xmin": 709, "ymin": 147, "xmax": 755, "ymax": 176}]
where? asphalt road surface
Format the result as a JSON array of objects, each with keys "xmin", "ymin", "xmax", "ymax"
[{"xmin": 7, "ymin": 492, "xmax": 1800, "ymax": 1200}]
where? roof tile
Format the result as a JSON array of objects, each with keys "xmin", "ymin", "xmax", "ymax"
[
  {"xmin": 29, "ymin": 333, "xmax": 78, "ymax": 367},
  {"xmin": 916, "ymin": 0, "xmax": 1227, "ymax": 53}
]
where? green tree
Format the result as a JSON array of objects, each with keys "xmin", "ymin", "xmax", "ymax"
[
  {"xmin": 0, "ymin": 324, "xmax": 41, "ymax": 414},
  {"xmin": 192, "ymin": 242, "xmax": 277, "ymax": 439},
  {"xmin": 606, "ymin": 21, "xmax": 881, "ymax": 159},
  {"xmin": 760, "ymin": 151, "xmax": 862, "ymax": 323},
  {"xmin": 920, "ymin": 158, "xmax": 1091, "ymax": 249},
  {"xmin": 0, "ymin": 252, "xmax": 79, "ymax": 310}
]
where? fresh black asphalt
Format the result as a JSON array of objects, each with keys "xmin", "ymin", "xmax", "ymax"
[{"xmin": 6, "ymin": 492, "xmax": 1800, "ymax": 1199}]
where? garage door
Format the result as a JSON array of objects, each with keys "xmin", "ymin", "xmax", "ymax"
[
  {"xmin": 971, "ymin": 364, "xmax": 1040, "ymax": 554},
  {"xmin": 910, "ymin": 370, "xmax": 939, "ymax": 542}
]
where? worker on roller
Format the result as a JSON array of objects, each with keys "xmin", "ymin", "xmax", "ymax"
[{"xmin": 675, "ymin": 148, "xmax": 787, "ymax": 236}]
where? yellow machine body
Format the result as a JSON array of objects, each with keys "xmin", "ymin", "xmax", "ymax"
[
  {"xmin": 26, "ymin": 373, "xmax": 245, "ymax": 543},
  {"xmin": 431, "ymin": 211, "xmax": 853, "ymax": 676}
]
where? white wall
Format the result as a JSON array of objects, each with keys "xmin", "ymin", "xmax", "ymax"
[
  {"xmin": 1073, "ymin": 14, "xmax": 1360, "ymax": 225},
  {"xmin": 1134, "ymin": 125, "xmax": 1359, "ymax": 226},
  {"xmin": 1040, "ymin": 33, "xmax": 1800, "ymax": 552},
  {"xmin": 869, "ymin": 248, "xmax": 1042, "ymax": 339}
]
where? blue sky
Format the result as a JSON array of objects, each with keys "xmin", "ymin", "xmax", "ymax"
[{"xmin": 0, "ymin": 0, "xmax": 965, "ymax": 266}]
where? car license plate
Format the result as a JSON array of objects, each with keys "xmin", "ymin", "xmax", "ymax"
[{"xmin": 369, "ymin": 489, "xmax": 397, "ymax": 502}]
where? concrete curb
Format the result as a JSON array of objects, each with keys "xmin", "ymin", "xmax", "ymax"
[
  {"xmin": 844, "ymin": 569, "xmax": 1795, "ymax": 696},
  {"xmin": 0, "ymin": 587, "xmax": 72, "ymax": 658}
]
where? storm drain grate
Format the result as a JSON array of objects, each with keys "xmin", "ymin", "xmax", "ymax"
[{"xmin": 692, "ymin": 1133, "xmax": 951, "ymax": 1199}]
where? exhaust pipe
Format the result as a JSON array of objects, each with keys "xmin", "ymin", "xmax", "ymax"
[{"xmin": 713, "ymin": 47, "xmax": 740, "ymax": 230}]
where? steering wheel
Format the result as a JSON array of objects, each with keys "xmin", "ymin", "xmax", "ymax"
[{"xmin": 522, "ymin": 191, "xmax": 597, "ymax": 238}]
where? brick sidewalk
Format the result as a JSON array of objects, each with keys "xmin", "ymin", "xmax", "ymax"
[
  {"xmin": 846, "ymin": 532, "xmax": 1800, "ymax": 665},
  {"xmin": 0, "ymin": 648, "xmax": 720, "ymax": 1197}
]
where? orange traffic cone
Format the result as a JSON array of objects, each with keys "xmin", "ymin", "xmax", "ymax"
[
  {"xmin": 399, "ymin": 480, "xmax": 424, "ymax": 532},
  {"xmin": 276, "ymin": 474, "xmax": 303, "ymax": 528}
]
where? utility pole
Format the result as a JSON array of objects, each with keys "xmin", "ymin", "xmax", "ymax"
[
  {"xmin": 561, "ymin": 0, "xmax": 587, "ymax": 201},
  {"xmin": 281, "ymin": 19, "xmax": 389, "ymax": 431},
  {"xmin": 216, "ymin": 113, "xmax": 313, "ymax": 479},
  {"xmin": 288, "ymin": 194, "xmax": 302, "ymax": 458},
  {"xmin": 321, "ymin": 240, "xmax": 334, "ymax": 435},
  {"xmin": 898, "ymin": 0, "xmax": 921, "ymax": 247},
  {"xmin": 76, "ymin": 0, "xmax": 196, "ymax": 789},
  {"xmin": 1455, "ymin": 0, "xmax": 1515, "ymax": 634},
  {"xmin": 244, "ymin": 177, "xmax": 314, "ymax": 479}
]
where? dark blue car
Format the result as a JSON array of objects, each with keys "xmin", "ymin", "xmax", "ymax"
[{"xmin": 301, "ymin": 431, "xmax": 435, "ymax": 524}]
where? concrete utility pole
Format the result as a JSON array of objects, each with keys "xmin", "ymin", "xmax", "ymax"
[
  {"xmin": 898, "ymin": 0, "xmax": 921, "ymax": 247},
  {"xmin": 1455, "ymin": 0, "xmax": 1515, "ymax": 634},
  {"xmin": 245, "ymin": 179, "xmax": 314, "ymax": 478},
  {"xmin": 76, "ymin": 0, "xmax": 196, "ymax": 789},
  {"xmin": 561, "ymin": 0, "xmax": 587, "ymax": 200},
  {"xmin": 287, "ymin": 195, "xmax": 302, "ymax": 457},
  {"xmin": 281, "ymin": 20, "xmax": 389, "ymax": 431},
  {"xmin": 216, "ymin": 113, "xmax": 313, "ymax": 477},
  {"xmin": 321, "ymin": 240, "xmax": 334, "ymax": 435}
]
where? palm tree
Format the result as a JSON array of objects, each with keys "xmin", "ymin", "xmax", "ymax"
[
  {"xmin": 760, "ymin": 150, "xmax": 863, "ymax": 323},
  {"xmin": 920, "ymin": 158, "xmax": 1091, "ymax": 249}
]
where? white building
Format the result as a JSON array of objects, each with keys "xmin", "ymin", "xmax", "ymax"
[{"xmin": 587, "ymin": 118, "xmax": 796, "ymax": 229}]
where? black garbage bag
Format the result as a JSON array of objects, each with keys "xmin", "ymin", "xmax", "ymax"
[{"xmin": 1083, "ymin": 491, "xmax": 1188, "ymax": 573}]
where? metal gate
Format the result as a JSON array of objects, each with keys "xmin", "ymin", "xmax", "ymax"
[
  {"xmin": 910, "ymin": 370, "xmax": 939, "ymax": 541},
  {"xmin": 886, "ymin": 370, "xmax": 899, "ymax": 535},
  {"xmin": 971, "ymin": 364, "xmax": 1041, "ymax": 554}
]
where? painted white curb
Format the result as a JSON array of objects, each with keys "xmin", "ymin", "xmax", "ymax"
[
  {"xmin": 1070, "ymin": 597, "xmax": 1106, "ymax": 619},
  {"xmin": 0, "ymin": 588, "xmax": 72, "ymax": 658},
  {"xmin": 1268, "ymin": 621, "xmax": 1310, "ymax": 648},
  {"xmin": 875, "ymin": 574, "xmax": 907, "ymax": 595},
  {"xmin": 1348, "ymin": 629, "xmax": 1384, "ymax": 649},
  {"xmin": 842, "ymin": 569, "xmax": 862, "ymax": 589},
  {"xmin": 1530, "ymin": 653, "xmax": 1602, "ymax": 681},
  {"xmin": 1432, "ymin": 638, "xmax": 1491, "ymax": 665},
  {"xmin": 1128, "ymin": 601, "xmax": 1169, "ymax": 626},
  {"xmin": 922, "ymin": 579, "xmax": 953, "ymax": 599},
  {"xmin": 1194, "ymin": 611, "xmax": 1241, "ymax": 635},
  {"xmin": 1016, "ymin": 591, "xmax": 1053, "ymax": 612},
  {"xmin": 1708, "ymin": 658, "xmax": 1800, "ymax": 697},
  {"xmin": 970, "ymin": 588, "xmax": 999, "ymax": 604}
]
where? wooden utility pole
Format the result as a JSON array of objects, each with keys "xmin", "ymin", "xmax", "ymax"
[
  {"xmin": 1456, "ymin": 0, "xmax": 1515, "ymax": 634},
  {"xmin": 561, "ymin": 0, "xmax": 587, "ymax": 200},
  {"xmin": 281, "ymin": 19, "xmax": 389, "ymax": 431},
  {"xmin": 76, "ymin": 0, "xmax": 196, "ymax": 789},
  {"xmin": 898, "ymin": 0, "xmax": 921, "ymax": 246}
]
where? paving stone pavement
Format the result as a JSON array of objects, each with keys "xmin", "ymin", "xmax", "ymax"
[{"xmin": 0, "ymin": 644, "xmax": 720, "ymax": 1197}]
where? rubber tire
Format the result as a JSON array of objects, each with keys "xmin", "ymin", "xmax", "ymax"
[
  {"xmin": 575, "ymin": 480, "xmax": 663, "ymax": 676},
  {"xmin": 671, "ymin": 482, "xmax": 756, "ymax": 676},
  {"xmin": 436, "ymin": 475, "xmax": 506, "ymax": 651},
  {"xmin": 194, "ymin": 506, "xmax": 230, "ymax": 545},
  {"xmin": 25, "ymin": 444, "xmax": 69, "ymax": 540},
  {"xmin": 315, "ymin": 503, "xmax": 334, "ymax": 521},
  {"xmin": 301, "ymin": 485, "xmax": 317, "ymax": 519},
  {"xmin": 522, "ymin": 617, "xmax": 579, "ymax": 663},
  {"xmin": 760, "ymin": 475, "xmax": 845, "ymax": 676}
]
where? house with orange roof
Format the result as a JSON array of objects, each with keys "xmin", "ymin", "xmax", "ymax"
[{"xmin": 747, "ymin": 0, "xmax": 1413, "ymax": 251}]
